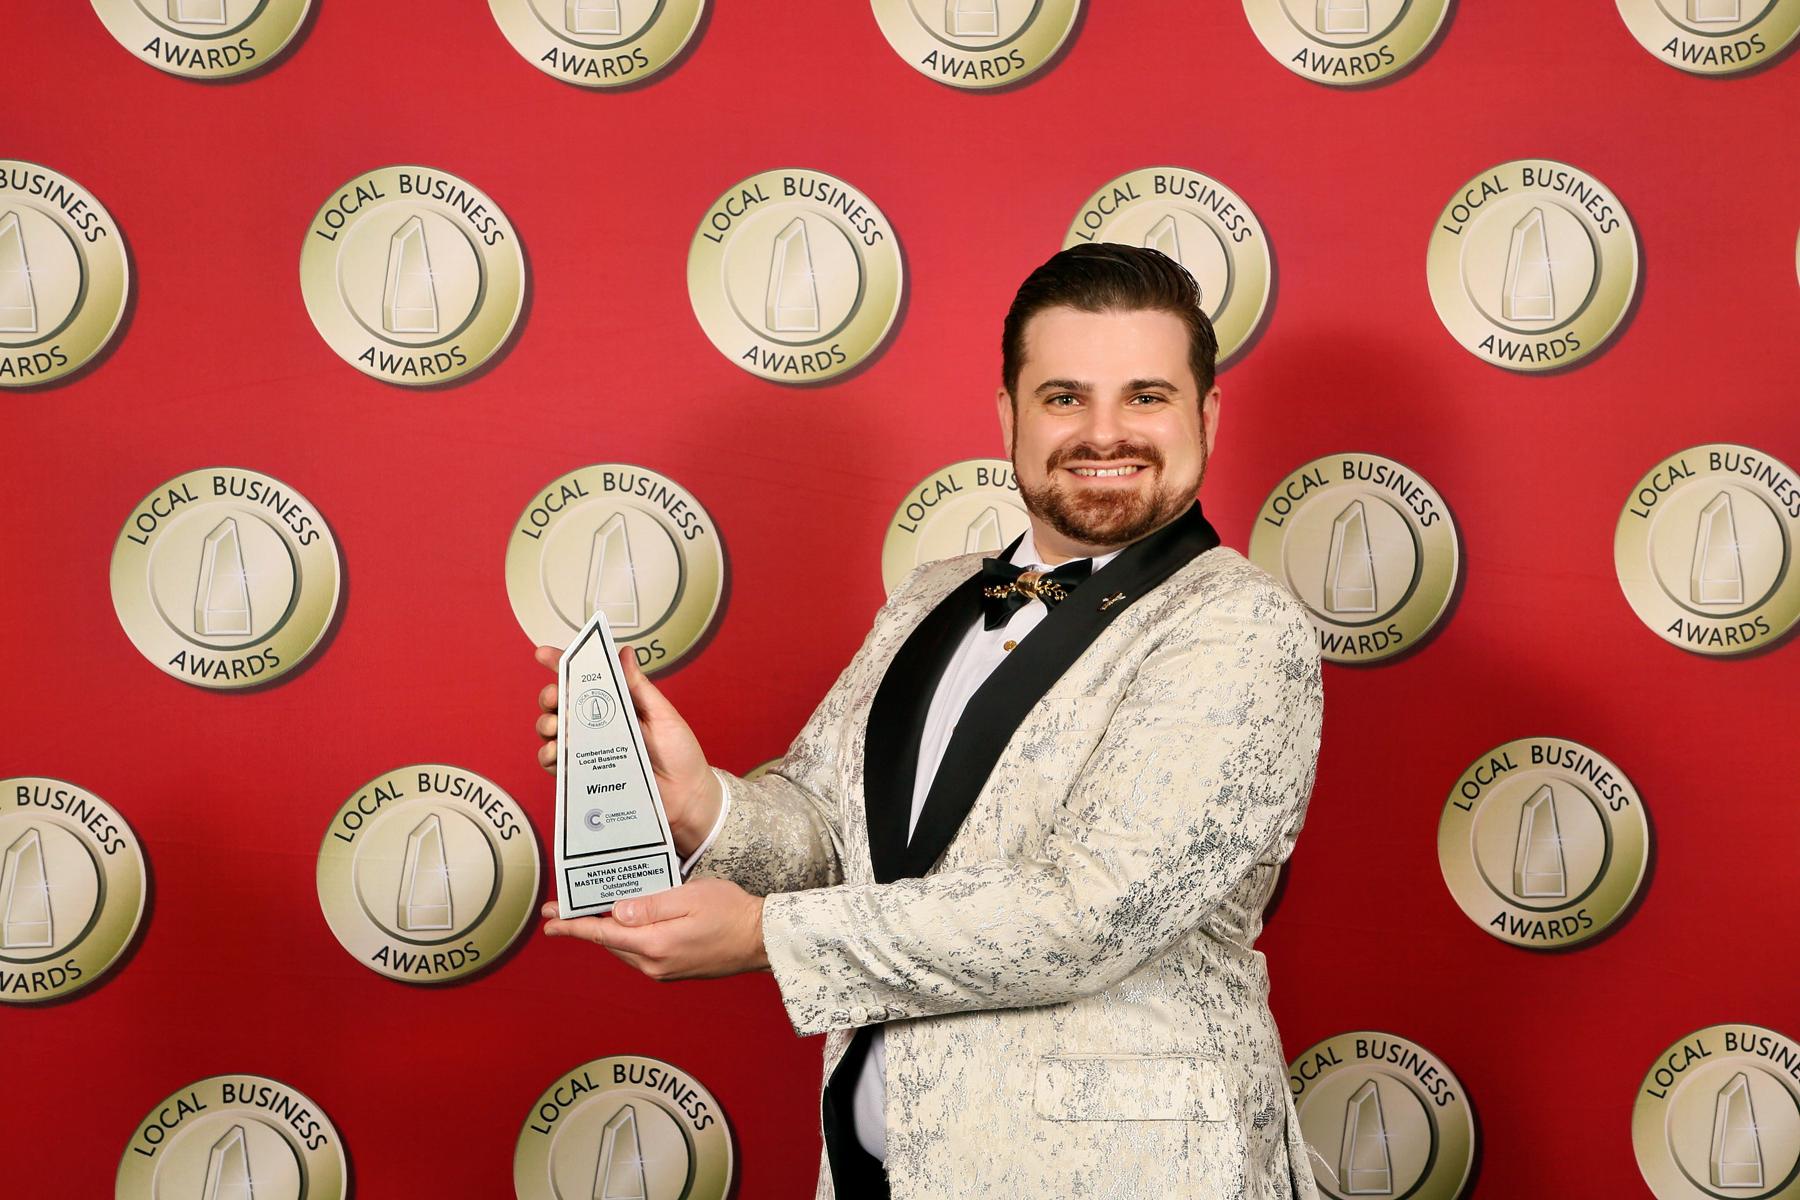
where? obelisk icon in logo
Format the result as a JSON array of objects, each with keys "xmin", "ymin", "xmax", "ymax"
[
  {"xmin": 383, "ymin": 216, "xmax": 440, "ymax": 336},
  {"xmin": 1324, "ymin": 500, "xmax": 1377, "ymax": 615},
  {"xmin": 765, "ymin": 218, "xmax": 821, "ymax": 334},
  {"xmin": 1144, "ymin": 214, "xmax": 1183, "ymax": 265},
  {"xmin": 1689, "ymin": 0, "xmax": 1742, "ymax": 21},
  {"xmin": 1710, "ymin": 1072, "xmax": 1764, "ymax": 1188},
  {"xmin": 169, "ymin": 0, "xmax": 228, "ymax": 24},
  {"xmin": 1512, "ymin": 785, "xmax": 1567, "ymax": 899},
  {"xmin": 965, "ymin": 506, "xmax": 1002, "ymax": 554},
  {"xmin": 201, "ymin": 1125, "xmax": 255, "ymax": 1200},
  {"xmin": 1690, "ymin": 492, "xmax": 1745, "ymax": 606},
  {"xmin": 397, "ymin": 813, "xmax": 454, "ymax": 933},
  {"xmin": 1339, "ymin": 1079, "xmax": 1393, "ymax": 1195},
  {"xmin": 1317, "ymin": 0, "xmax": 1369, "ymax": 35},
  {"xmin": 595, "ymin": 1104, "xmax": 650, "ymax": 1200},
  {"xmin": 1502, "ymin": 207, "xmax": 1556, "ymax": 323},
  {"xmin": 586, "ymin": 513, "xmax": 640, "ymax": 628},
  {"xmin": 567, "ymin": 0, "xmax": 622, "ymax": 35},
  {"xmin": 0, "ymin": 211, "xmax": 38, "ymax": 334},
  {"xmin": 946, "ymin": 0, "xmax": 999, "ymax": 36},
  {"xmin": 195, "ymin": 518, "xmax": 253, "ymax": 637},
  {"xmin": 1, "ymin": 827, "xmax": 53, "ymax": 950}
]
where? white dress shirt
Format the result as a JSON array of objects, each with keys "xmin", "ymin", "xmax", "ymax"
[{"xmin": 694, "ymin": 530, "xmax": 1120, "ymax": 1163}]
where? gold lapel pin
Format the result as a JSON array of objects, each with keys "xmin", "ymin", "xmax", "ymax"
[{"xmin": 1099, "ymin": 591, "xmax": 1126, "ymax": 610}]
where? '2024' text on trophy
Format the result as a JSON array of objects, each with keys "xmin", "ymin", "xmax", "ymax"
[{"xmin": 555, "ymin": 611, "xmax": 681, "ymax": 917}]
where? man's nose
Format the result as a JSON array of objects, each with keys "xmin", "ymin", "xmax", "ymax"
[{"xmin": 1080, "ymin": 398, "xmax": 1128, "ymax": 446}]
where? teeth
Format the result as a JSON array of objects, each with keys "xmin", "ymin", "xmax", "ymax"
[{"xmin": 1071, "ymin": 466, "xmax": 1142, "ymax": 477}]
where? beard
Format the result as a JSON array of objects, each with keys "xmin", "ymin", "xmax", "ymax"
[{"xmin": 1015, "ymin": 438, "xmax": 1202, "ymax": 549}]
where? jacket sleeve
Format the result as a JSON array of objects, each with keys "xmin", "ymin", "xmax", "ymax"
[
  {"xmin": 686, "ymin": 567, "xmax": 930, "ymax": 896},
  {"xmin": 757, "ymin": 578, "xmax": 1323, "ymax": 1036}
]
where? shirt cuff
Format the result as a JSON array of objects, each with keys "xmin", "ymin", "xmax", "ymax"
[{"xmin": 678, "ymin": 767, "xmax": 733, "ymax": 876}]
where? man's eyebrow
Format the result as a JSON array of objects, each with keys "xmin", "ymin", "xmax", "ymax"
[
  {"xmin": 1124, "ymin": 377, "xmax": 1181, "ymax": 393},
  {"xmin": 1033, "ymin": 378, "xmax": 1092, "ymax": 395}
]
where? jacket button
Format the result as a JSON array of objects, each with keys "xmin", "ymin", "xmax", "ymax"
[{"xmin": 850, "ymin": 1005, "xmax": 869, "ymax": 1023}]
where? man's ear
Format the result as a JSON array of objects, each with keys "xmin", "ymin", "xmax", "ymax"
[
  {"xmin": 995, "ymin": 385, "xmax": 1015, "ymax": 458},
  {"xmin": 1200, "ymin": 385, "xmax": 1221, "ymax": 458}
]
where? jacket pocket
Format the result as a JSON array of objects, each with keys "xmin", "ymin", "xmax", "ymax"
[{"xmin": 1032, "ymin": 1053, "xmax": 1230, "ymax": 1122}]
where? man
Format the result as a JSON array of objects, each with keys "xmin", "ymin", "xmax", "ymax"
[{"xmin": 535, "ymin": 244, "xmax": 1323, "ymax": 1199}]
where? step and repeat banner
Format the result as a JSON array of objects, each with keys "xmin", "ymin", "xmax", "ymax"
[{"xmin": 4, "ymin": 1, "xmax": 1798, "ymax": 1197}]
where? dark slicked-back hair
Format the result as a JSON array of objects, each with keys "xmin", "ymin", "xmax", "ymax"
[{"xmin": 1001, "ymin": 243, "xmax": 1219, "ymax": 401}]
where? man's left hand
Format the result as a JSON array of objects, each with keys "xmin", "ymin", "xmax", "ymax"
[{"xmin": 540, "ymin": 879, "xmax": 769, "ymax": 981}]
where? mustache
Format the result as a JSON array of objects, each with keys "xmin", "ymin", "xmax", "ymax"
[{"xmin": 1046, "ymin": 443, "xmax": 1165, "ymax": 471}]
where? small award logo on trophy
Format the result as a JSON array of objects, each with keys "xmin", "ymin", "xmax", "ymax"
[{"xmin": 555, "ymin": 611, "xmax": 681, "ymax": 917}]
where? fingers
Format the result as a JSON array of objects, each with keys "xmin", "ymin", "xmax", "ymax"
[
  {"xmin": 537, "ymin": 741, "xmax": 556, "ymax": 771},
  {"xmin": 537, "ymin": 681, "xmax": 557, "ymax": 714},
  {"xmin": 534, "ymin": 644, "xmax": 561, "ymax": 672},
  {"xmin": 535, "ymin": 711, "xmax": 557, "ymax": 738},
  {"xmin": 617, "ymin": 646, "xmax": 672, "ymax": 722},
  {"xmin": 613, "ymin": 889, "xmax": 688, "ymax": 926}
]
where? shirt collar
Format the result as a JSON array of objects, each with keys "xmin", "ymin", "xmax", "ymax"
[{"xmin": 1011, "ymin": 526, "xmax": 1125, "ymax": 573}]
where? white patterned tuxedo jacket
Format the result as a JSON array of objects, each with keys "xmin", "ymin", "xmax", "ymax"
[{"xmin": 690, "ymin": 503, "xmax": 1324, "ymax": 1199}]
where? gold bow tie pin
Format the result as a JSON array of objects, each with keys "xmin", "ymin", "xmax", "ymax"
[{"xmin": 982, "ymin": 569, "xmax": 1072, "ymax": 605}]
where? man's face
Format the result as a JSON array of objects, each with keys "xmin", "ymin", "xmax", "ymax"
[{"xmin": 996, "ymin": 305, "xmax": 1220, "ymax": 557}]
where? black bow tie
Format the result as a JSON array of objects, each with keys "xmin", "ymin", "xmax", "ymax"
[{"xmin": 978, "ymin": 557, "xmax": 1093, "ymax": 630}]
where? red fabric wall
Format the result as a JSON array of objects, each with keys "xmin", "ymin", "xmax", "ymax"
[{"xmin": 3, "ymin": 1, "xmax": 1796, "ymax": 1195}]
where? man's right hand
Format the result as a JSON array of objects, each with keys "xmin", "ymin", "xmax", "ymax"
[{"xmin": 534, "ymin": 644, "xmax": 725, "ymax": 859}]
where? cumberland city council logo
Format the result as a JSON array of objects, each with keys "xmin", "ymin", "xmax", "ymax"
[
  {"xmin": 300, "ymin": 165, "xmax": 525, "ymax": 385},
  {"xmin": 489, "ymin": 0, "xmax": 706, "ymax": 86},
  {"xmin": 1634, "ymin": 1024, "xmax": 1800, "ymax": 1200},
  {"xmin": 1241, "ymin": 0, "xmax": 1451, "ymax": 85},
  {"xmin": 507, "ymin": 464, "xmax": 725, "ymax": 674},
  {"xmin": 0, "ymin": 777, "xmax": 146, "ymax": 1004},
  {"xmin": 116, "ymin": 1074, "xmax": 346, "ymax": 1200},
  {"xmin": 1289, "ymin": 1031, "xmax": 1476, "ymax": 1200},
  {"xmin": 1427, "ymin": 159, "xmax": 1639, "ymax": 372},
  {"xmin": 869, "ymin": 0, "xmax": 1082, "ymax": 88},
  {"xmin": 1066, "ymin": 167, "xmax": 1272, "ymax": 367},
  {"xmin": 688, "ymin": 168, "xmax": 904, "ymax": 383},
  {"xmin": 1616, "ymin": 443, "xmax": 1800, "ymax": 656},
  {"xmin": 90, "ymin": 0, "xmax": 311, "ymax": 78},
  {"xmin": 111, "ymin": 467, "xmax": 343, "ymax": 689},
  {"xmin": 1438, "ymin": 737, "xmax": 1650, "ymax": 949},
  {"xmin": 0, "ymin": 161, "xmax": 129, "ymax": 387},
  {"xmin": 881, "ymin": 458, "xmax": 1029, "ymax": 592},
  {"xmin": 316, "ymin": 764, "xmax": 540, "ymax": 984},
  {"xmin": 515, "ymin": 1055, "xmax": 734, "ymax": 1200},
  {"xmin": 1617, "ymin": 0, "xmax": 1800, "ymax": 74},
  {"xmin": 1248, "ymin": 453, "xmax": 1459, "ymax": 664}
]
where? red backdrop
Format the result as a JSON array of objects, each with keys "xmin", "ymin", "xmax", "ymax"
[{"xmin": 3, "ymin": 1, "xmax": 1798, "ymax": 1196}]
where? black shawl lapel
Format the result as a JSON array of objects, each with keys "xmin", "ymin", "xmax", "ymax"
[
  {"xmin": 861, "ymin": 566, "xmax": 996, "ymax": 886},
  {"xmin": 896, "ymin": 502, "xmax": 1220, "ymax": 880}
]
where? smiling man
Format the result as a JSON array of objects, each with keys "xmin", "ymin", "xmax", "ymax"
[{"xmin": 535, "ymin": 244, "xmax": 1324, "ymax": 1199}]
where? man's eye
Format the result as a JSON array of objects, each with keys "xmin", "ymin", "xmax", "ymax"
[
  {"xmin": 1049, "ymin": 394, "xmax": 1078, "ymax": 406},
  {"xmin": 1133, "ymin": 394, "xmax": 1167, "ymax": 404}
]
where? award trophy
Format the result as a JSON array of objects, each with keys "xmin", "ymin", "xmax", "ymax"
[{"xmin": 555, "ymin": 611, "xmax": 681, "ymax": 917}]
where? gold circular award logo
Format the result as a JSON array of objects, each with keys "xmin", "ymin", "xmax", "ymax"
[
  {"xmin": 317, "ymin": 764, "xmax": 540, "ymax": 984},
  {"xmin": 1634, "ymin": 1024, "xmax": 1800, "ymax": 1200},
  {"xmin": 869, "ymin": 0, "xmax": 1081, "ymax": 89},
  {"xmin": 1616, "ymin": 0, "xmax": 1800, "ymax": 74},
  {"xmin": 1248, "ymin": 453, "xmax": 1459, "ymax": 664},
  {"xmin": 488, "ymin": 0, "xmax": 706, "ymax": 87},
  {"xmin": 1427, "ymin": 159, "xmax": 1638, "ymax": 372},
  {"xmin": 1616, "ymin": 444, "xmax": 1800, "ymax": 656},
  {"xmin": 687, "ymin": 168, "xmax": 903, "ymax": 383},
  {"xmin": 1064, "ymin": 167, "xmax": 1272, "ymax": 367},
  {"xmin": 881, "ymin": 458, "xmax": 1028, "ymax": 592},
  {"xmin": 1289, "ymin": 1031, "xmax": 1476, "ymax": 1200},
  {"xmin": 515, "ymin": 1055, "xmax": 733, "ymax": 1200},
  {"xmin": 0, "ymin": 162, "xmax": 129, "ymax": 388},
  {"xmin": 0, "ymin": 777, "xmax": 146, "ymax": 1004},
  {"xmin": 90, "ymin": 0, "xmax": 310, "ymax": 78},
  {"xmin": 111, "ymin": 467, "xmax": 342, "ymax": 689},
  {"xmin": 116, "ymin": 1074, "xmax": 346, "ymax": 1200},
  {"xmin": 1241, "ymin": 0, "xmax": 1451, "ymax": 85},
  {"xmin": 300, "ymin": 165, "xmax": 525, "ymax": 385},
  {"xmin": 1439, "ymin": 737, "xmax": 1649, "ymax": 949},
  {"xmin": 507, "ymin": 464, "xmax": 725, "ymax": 674}
]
